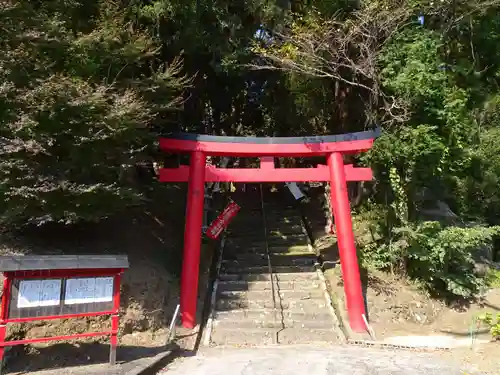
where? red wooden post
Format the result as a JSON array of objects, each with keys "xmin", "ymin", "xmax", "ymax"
[
  {"xmin": 327, "ymin": 152, "xmax": 366, "ymax": 332},
  {"xmin": 109, "ymin": 273, "xmax": 121, "ymax": 365},
  {"xmin": 0, "ymin": 275, "xmax": 12, "ymax": 374},
  {"xmin": 259, "ymin": 157, "xmax": 274, "ymax": 169},
  {"xmin": 160, "ymin": 131, "xmax": 379, "ymax": 331},
  {"xmin": 180, "ymin": 151, "xmax": 206, "ymax": 328}
]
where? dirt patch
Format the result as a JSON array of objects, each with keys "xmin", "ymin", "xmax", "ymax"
[
  {"xmin": 314, "ymin": 233, "xmax": 500, "ymax": 375},
  {"xmin": 324, "ymin": 265, "xmax": 500, "ymax": 339},
  {"xmin": 300, "ymin": 186, "xmax": 500, "ymax": 374}
]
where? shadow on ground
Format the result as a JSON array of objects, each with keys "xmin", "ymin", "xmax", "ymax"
[{"xmin": 5, "ymin": 342, "xmax": 176, "ymax": 374}]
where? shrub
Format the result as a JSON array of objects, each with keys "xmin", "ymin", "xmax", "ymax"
[
  {"xmin": 476, "ymin": 312, "xmax": 500, "ymax": 340},
  {"xmin": 360, "ymin": 219, "xmax": 500, "ymax": 299}
]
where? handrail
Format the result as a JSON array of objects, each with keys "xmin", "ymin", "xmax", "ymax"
[
  {"xmin": 259, "ymin": 185, "xmax": 287, "ymax": 343},
  {"xmin": 259, "ymin": 184, "xmax": 277, "ymax": 312}
]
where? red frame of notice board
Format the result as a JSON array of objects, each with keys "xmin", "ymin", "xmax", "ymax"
[{"xmin": 0, "ymin": 268, "xmax": 124, "ymax": 367}]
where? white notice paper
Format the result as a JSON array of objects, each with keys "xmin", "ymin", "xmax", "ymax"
[
  {"xmin": 18, "ymin": 280, "xmax": 42, "ymax": 308},
  {"xmin": 94, "ymin": 277, "xmax": 114, "ymax": 303},
  {"xmin": 64, "ymin": 277, "xmax": 96, "ymax": 305},
  {"xmin": 64, "ymin": 277, "xmax": 114, "ymax": 305},
  {"xmin": 39, "ymin": 279, "xmax": 62, "ymax": 306},
  {"xmin": 18, "ymin": 279, "xmax": 62, "ymax": 308}
]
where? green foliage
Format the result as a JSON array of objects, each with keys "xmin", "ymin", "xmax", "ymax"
[
  {"xmin": 372, "ymin": 8, "xmax": 500, "ymax": 224},
  {"xmin": 2, "ymin": 0, "xmax": 500, "ymax": 305},
  {"xmin": 0, "ymin": 1, "xmax": 188, "ymax": 226},
  {"xmin": 376, "ymin": 29, "xmax": 474, "ymax": 178},
  {"xmin": 453, "ymin": 127, "xmax": 500, "ymax": 223},
  {"xmin": 404, "ymin": 223, "xmax": 499, "ymax": 298},
  {"xmin": 485, "ymin": 268, "xmax": 500, "ymax": 288},
  {"xmin": 361, "ymin": 221, "xmax": 500, "ymax": 299},
  {"xmin": 476, "ymin": 312, "xmax": 500, "ymax": 340},
  {"xmin": 379, "ymin": 29, "xmax": 448, "ymax": 105}
]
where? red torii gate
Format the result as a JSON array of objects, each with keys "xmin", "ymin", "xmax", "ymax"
[{"xmin": 159, "ymin": 129, "xmax": 380, "ymax": 333}]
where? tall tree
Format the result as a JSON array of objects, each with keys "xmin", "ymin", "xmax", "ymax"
[{"xmin": 0, "ymin": 1, "xmax": 188, "ymax": 226}]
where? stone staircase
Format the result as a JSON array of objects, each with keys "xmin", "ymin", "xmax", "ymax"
[{"xmin": 207, "ymin": 187, "xmax": 342, "ymax": 346}]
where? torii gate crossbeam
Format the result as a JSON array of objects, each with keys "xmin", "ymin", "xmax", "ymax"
[{"xmin": 159, "ymin": 129, "xmax": 380, "ymax": 333}]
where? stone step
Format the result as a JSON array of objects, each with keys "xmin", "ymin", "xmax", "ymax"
[
  {"xmin": 226, "ymin": 252, "xmax": 316, "ymax": 261},
  {"xmin": 223, "ymin": 251, "xmax": 315, "ymax": 261},
  {"xmin": 214, "ymin": 318, "xmax": 283, "ymax": 329},
  {"xmin": 228, "ymin": 233, "xmax": 308, "ymax": 244},
  {"xmin": 272, "ymin": 238, "xmax": 310, "ymax": 247},
  {"xmin": 216, "ymin": 297, "xmax": 276, "ymax": 310},
  {"xmin": 230, "ymin": 222, "xmax": 264, "ymax": 228},
  {"xmin": 219, "ymin": 272, "xmax": 319, "ymax": 282},
  {"xmin": 233, "ymin": 215, "xmax": 300, "ymax": 224},
  {"xmin": 227, "ymin": 225, "xmax": 303, "ymax": 236},
  {"xmin": 214, "ymin": 317, "xmax": 333, "ymax": 330},
  {"xmin": 217, "ymin": 279, "xmax": 321, "ymax": 292},
  {"xmin": 215, "ymin": 308, "xmax": 279, "ymax": 321},
  {"xmin": 226, "ymin": 238, "xmax": 309, "ymax": 249},
  {"xmin": 242, "ymin": 207, "xmax": 298, "ymax": 214},
  {"xmin": 209, "ymin": 327, "xmax": 277, "ymax": 346},
  {"xmin": 228, "ymin": 227, "xmax": 305, "ymax": 237},
  {"xmin": 221, "ymin": 264, "xmax": 316, "ymax": 275},
  {"xmin": 267, "ymin": 245, "xmax": 313, "ymax": 253},
  {"xmin": 228, "ymin": 227, "xmax": 305, "ymax": 238},
  {"xmin": 223, "ymin": 249, "xmax": 313, "ymax": 259},
  {"xmin": 209, "ymin": 327, "xmax": 339, "ymax": 346},
  {"xmin": 250, "ymin": 205, "xmax": 297, "ymax": 211},
  {"xmin": 216, "ymin": 296, "xmax": 328, "ymax": 311},
  {"xmin": 250, "ymin": 222, "xmax": 305, "ymax": 230},
  {"xmin": 217, "ymin": 288, "xmax": 325, "ymax": 301},
  {"xmin": 221, "ymin": 259, "xmax": 269, "ymax": 269},
  {"xmin": 229, "ymin": 229, "xmax": 304, "ymax": 238},
  {"xmin": 231, "ymin": 221, "xmax": 303, "ymax": 230},
  {"xmin": 231, "ymin": 215, "xmax": 303, "ymax": 226},
  {"xmin": 265, "ymin": 217, "xmax": 304, "ymax": 225},
  {"xmin": 225, "ymin": 244, "xmax": 311, "ymax": 254},
  {"xmin": 268, "ymin": 232, "xmax": 308, "ymax": 240},
  {"xmin": 221, "ymin": 254, "xmax": 316, "ymax": 267},
  {"xmin": 214, "ymin": 308, "xmax": 333, "ymax": 322},
  {"xmin": 277, "ymin": 327, "xmax": 340, "ymax": 344}
]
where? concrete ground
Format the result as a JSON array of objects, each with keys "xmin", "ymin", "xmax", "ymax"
[{"xmin": 160, "ymin": 345, "xmax": 485, "ymax": 375}]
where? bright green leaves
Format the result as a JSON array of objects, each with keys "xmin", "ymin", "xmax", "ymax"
[
  {"xmin": 389, "ymin": 167, "xmax": 409, "ymax": 225},
  {"xmin": 362, "ymin": 220, "xmax": 500, "ymax": 298},
  {"xmin": 368, "ymin": 125, "xmax": 450, "ymax": 198},
  {"xmin": 477, "ymin": 312, "xmax": 500, "ymax": 340},
  {"xmin": 379, "ymin": 29, "xmax": 447, "ymax": 102},
  {"xmin": 378, "ymin": 27, "xmax": 475, "ymax": 142}
]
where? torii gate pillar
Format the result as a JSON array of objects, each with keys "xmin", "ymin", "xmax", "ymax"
[
  {"xmin": 159, "ymin": 129, "xmax": 380, "ymax": 332},
  {"xmin": 180, "ymin": 151, "xmax": 206, "ymax": 328},
  {"xmin": 328, "ymin": 152, "xmax": 365, "ymax": 331}
]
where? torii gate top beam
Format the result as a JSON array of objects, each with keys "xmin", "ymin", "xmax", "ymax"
[{"xmin": 159, "ymin": 128, "xmax": 381, "ymax": 157}]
